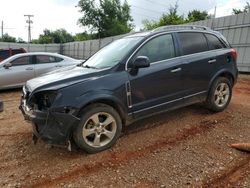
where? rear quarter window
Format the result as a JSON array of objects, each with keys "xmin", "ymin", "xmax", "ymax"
[
  {"xmin": 205, "ymin": 34, "xmax": 226, "ymax": 50},
  {"xmin": 178, "ymin": 32, "xmax": 208, "ymax": 55}
]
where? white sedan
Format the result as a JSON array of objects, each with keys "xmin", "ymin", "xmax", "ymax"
[{"xmin": 0, "ymin": 52, "xmax": 83, "ymax": 90}]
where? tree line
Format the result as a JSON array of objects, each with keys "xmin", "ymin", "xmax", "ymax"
[{"xmin": 0, "ymin": 0, "xmax": 249, "ymax": 44}]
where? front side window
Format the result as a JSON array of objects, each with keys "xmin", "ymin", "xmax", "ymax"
[
  {"xmin": 178, "ymin": 32, "xmax": 208, "ymax": 55},
  {"xmin": 11, "ymin": 56, "xmax": 30, "ymax": 66},
  {"xmin": 36, "ymin": 55, "xmax": 61, "ymax": 64},
  {"xmin": 205, "ymin": 34, "xmax": 226, "ymax": 50},
  {"xmin": 135, "ymin": 34, "xmax": 176, "ymax": 63}
]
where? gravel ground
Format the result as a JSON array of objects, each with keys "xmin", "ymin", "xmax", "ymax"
[{"xmin": 0, "ymin": 75, "xmax": 250, "ymax": 188}]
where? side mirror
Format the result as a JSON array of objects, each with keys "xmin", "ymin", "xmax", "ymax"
[
  {"xmin": 3, "ymin": 63, "xmax": 12, "ymax": 69},
  {"xmin": 133, "ymin": 56, "xmax": 150, "ymax": 69}
]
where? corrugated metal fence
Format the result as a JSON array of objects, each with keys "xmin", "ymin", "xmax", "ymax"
[
  {"xmin": 192, "ymin": 13, "xmax": 250, "ymax": 72},
  {"xmin": 0, "ymin": 42, "xmax": 61, "ymax": 53},
  {"xmin": 1, "ymin": 12, "xmax": 250, "ymax": 72}
]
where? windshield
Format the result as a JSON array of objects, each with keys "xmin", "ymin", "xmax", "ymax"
[{"xmin": 83, "ymin": 37, "xmax": 142, "ymax": 69}]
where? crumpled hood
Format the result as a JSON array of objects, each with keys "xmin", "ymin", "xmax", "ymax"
[{"xmin": 26, "ymin": 66, "xmax": 102, "ymax": 92}]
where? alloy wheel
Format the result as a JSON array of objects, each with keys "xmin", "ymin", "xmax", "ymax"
[
  {"xmin": 214, "ymin": 82, "xmax": 230, "ymax": 107},
  {"xmin": 82, "ymin": 112, "xmax": 117, "ymax": 148}
]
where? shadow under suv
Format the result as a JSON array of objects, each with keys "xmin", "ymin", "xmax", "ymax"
[{"xmin": 20, "ymin": 25, "xmax": 238, "ymax": 153}]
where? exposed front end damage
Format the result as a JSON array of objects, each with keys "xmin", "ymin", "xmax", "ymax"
[{"xmin": 19, "ymin": 86, "xmax": 80, "ymax": 150}]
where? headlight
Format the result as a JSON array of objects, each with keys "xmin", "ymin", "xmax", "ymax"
[{"xmin": 35, "ymin": 91, "xmax": 58, "ymax": 111}]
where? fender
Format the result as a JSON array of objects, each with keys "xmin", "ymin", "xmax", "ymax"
[{"xmin": 75, "ymin": 89, "xmax": 127, "ymax": 119}]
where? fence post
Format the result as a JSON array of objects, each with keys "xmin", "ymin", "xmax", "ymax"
[
  {"xmin": 89, "ymin": 41, "xmax": 92, "ymax": 57},
  {"xmin": 60, "ymin": 43, "xmax": 63, "ymax": 54},
  {"xmin": 83, "ymin": 42, "xmax": 86, "ymax": 59}
]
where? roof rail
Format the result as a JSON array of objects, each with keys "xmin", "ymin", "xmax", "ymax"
[{"xmin": 152, "ymin": 25, "xmax": 211, "ymax": 33}]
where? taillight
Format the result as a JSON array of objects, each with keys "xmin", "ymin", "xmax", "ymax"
[{"xmin": 230, "ymin": 48, "xmax": 237, "ymax": 61}]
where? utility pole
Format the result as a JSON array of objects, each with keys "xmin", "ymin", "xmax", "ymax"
[
  {"xmin": 24, "ymin": 15, "xmax": 34, "ymax": 43},
  {"xmin": 1, "ymin": 21, "xmax": 3, "ymax": 39},
  {"xmin": 214, "ymin": 6, "xmax": 217, "ymax": 19}
]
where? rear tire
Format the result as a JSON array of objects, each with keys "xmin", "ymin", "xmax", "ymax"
[
  {"xmin": 206, "ymin": 77, "xmax": 232, "ymax": 112},
  {"xmin": 73, "ymin": 103, "xmax": 122, "ymax": 154}
]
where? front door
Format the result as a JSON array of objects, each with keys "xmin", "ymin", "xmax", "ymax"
[
  {"xmin": 127, "ymin": 34, "xmax": 185, "ymax": 118},
  {"xmin": 0, "ymin": 56, "xmax": 35, "ymax": 89}
]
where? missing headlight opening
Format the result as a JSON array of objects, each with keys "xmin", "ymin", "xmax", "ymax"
[{"xmin": 35, "ymin": 92, "xmax": 57, "ymax": 111}]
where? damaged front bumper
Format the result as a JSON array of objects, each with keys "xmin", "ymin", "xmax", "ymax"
[{"xmin": 19, "ymin": 99, "xmax": 80, "ymax": 148}]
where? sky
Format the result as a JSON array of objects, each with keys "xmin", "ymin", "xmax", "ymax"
[{"xmin": 0, "ymin": 0, "xmax": 248, "ymax": 41}]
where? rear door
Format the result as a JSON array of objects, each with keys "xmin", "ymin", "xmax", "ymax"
[
  {"xmin": 0, "ymin": 56, "xmax": 35, "ymax": 88},
  {"xmin": 177, "ymin": 32, "xmax": 216, "ymax": 95},
  {"xmin": 204, "ymin": 33, "xmax": 229, "ymax": 71},
  {"xmin": 34, "ymin": 55, "xmax": 64, "ymax": 76},
  {"xmin": 128, "ymin": 34, "xmax": 185, "ymax": 117}
]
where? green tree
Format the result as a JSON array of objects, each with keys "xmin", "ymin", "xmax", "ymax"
[
  {"xmin": 77, "ymin": 0, "xmax": 133, "ymax": 38},
  {"xmin": 143, "ymin": 2, "xmax": 213, "ymax": 31},
  {"xmin": 74, "ymin": 32, "xmax": 92, "ymax": 41},
  {"xmin": 233, "ymin": 2, "xmax": 250, "ymax": 14},
  {"xmin": 158, "ymin": 3, "xmax": 185, "ymax": 26},
  {"xmin": 142, "ymin": 20, "xmax": 159, "ymax": 31},
  {"xmin": 16, "ymin": 38, "xmax": 26, "ymax": 43},
  {"xmin": 0, "ymin": 34, "xmax": 16, "ymax": 42},
  {"xmin": 143, "ymin": 2, "xmax": 185, "ymax": 30},
  {"xmin": 187, "ymin": 10, "xmax": 210, "ymax": 22},
  {"xmin": 38, "ymin": 29, "xmax": 74, "ymax": 44}
]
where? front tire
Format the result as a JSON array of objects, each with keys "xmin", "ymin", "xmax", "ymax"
[
  {"xmin": 206, "ymin": 77, "xmax": 232, "ymax": 112},
  {"xmin": 73, "ymin": 103, "xmax": 122, "ymax": 153}
]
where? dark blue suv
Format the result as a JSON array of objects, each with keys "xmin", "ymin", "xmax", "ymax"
[{"xmin": 20, "ymin": 25, "xmax": 238, "ymax": 153}]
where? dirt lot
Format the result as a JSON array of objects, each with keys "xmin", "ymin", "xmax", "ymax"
[{"xmin": 0, "ymin": 75, "xmax": 250, "ymax": 188}]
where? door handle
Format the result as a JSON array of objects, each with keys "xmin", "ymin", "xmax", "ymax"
[
  {"xmin": 55, "ymin": 65, "xmax": 62, "ymax": 67},
  {"xmin": 208, "ymin": 59, "xmax": 216, "ymax": 64},
  {"xmin": 25, "ymin": 67, "xmax": 33, "ymax": 70},
  {"xmin": 171, "ymin": 67, "xmax": 182, "ymax": 73}
]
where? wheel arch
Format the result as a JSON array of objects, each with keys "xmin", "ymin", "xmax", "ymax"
[
  {"xmin": 209, "ymin": 70, "xmax": 235, "ymax": 91},
  {"xmin": 76, "ymin": 94, "xmax": 127, "ymax": 126}
]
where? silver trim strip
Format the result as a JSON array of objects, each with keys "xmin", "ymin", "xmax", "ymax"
[
  {"xmin": 126, "ymin": 81, "xmax": 132, "ymax": 108},
  {"xmin": 132, "ymin": 90, "xmax": 207, "ymax": 114}
]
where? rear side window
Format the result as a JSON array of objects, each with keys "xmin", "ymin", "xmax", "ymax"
[
  {"xmin": 11, "ymin": 56, "xmax": 30, "ymax": 66},
  {"xmin": 205, "ymin": 34, "xmax": 226, "ymax": 50},
  {"xmin": 178, "ymin": 32, "xmax": 208, "ymax": 55},
  {"xmin": 135, "ymin": 34, "xmax": 175, "ymax": 63},
  {"xmin": 36, "ymin": 55, "xmax": 62, "ymax": 64}
]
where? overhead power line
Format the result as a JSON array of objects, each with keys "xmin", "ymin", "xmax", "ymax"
[
  {"xmin": 131, "ymin": 5, "xmax": 164, "ymax": 15},
  {"xmin": 144, "ymin": 0, "xmax": 170, "ymax": 8},
  {"xmin": 133, "ymin": 12, "xmax": 158, "ymax": 20}
]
